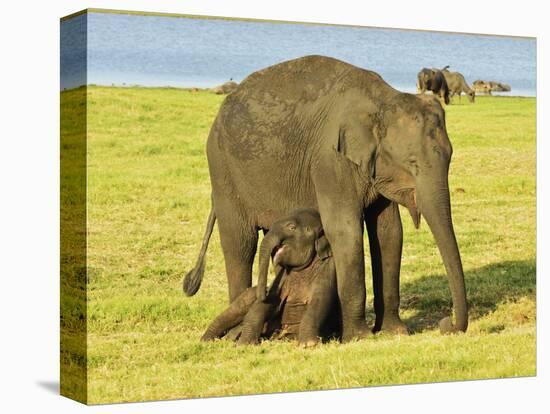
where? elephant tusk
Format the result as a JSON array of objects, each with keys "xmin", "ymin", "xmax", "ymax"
[{"xmin": 408, "ymin": 190, "xmax": 421, "ymax": 229}]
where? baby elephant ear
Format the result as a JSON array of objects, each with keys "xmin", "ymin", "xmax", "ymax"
[{"xmin": 315, "ymin": 233, "xmax": 332, "ymax": 260}]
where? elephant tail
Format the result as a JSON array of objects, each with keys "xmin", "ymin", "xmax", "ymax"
[{"xmin": 183, "ymin": 207, "xmax": 216, "ymax": 296}]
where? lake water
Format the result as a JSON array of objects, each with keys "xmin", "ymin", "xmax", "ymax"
[{"xmin": 61, "ymin": 11, "xmax": 536, "ymax": 96}]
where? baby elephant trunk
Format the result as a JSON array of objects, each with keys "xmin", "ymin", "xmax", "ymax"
[{"xmin": 256, "ymin": 232, "xmax": 282, "ymax": 302}]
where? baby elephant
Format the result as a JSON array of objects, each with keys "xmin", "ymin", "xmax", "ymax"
[{"xmin": 201, "ymin": 208, "xmax": 339, "ymax": 347}]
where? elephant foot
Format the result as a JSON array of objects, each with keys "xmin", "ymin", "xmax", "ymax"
[
  {"xmin": 236, "ymin": 332, "xmax": 260, "ymax": 346},
  {"xmin": 374, "ymin": 317, "xmax": 411, "ymax": 335},
  {"xmin": 236, "ymin": 337, "xmax": 258, "ymax": 346},
  {"xmin": 225, "ymin": 325, "xmax": 243, "ymax": 342},
  {"xmin": 200, "ymin": 331, "xmax": 217, "ymax": 342},
  {"xmin": 297, "ymin": 332, "xmax": 320, "ymax": 348},
  {"xmin": 341, "ymin": 321, "xmax": 372, "ymax": 343},
  {"xmin": 299, "ymin": 339, "xmax": 319, "ymax": 348}
]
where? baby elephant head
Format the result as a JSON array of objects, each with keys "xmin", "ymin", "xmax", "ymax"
[{"xmin": 256, "ymin": 208, "xmax": 330, "ymax": 302}]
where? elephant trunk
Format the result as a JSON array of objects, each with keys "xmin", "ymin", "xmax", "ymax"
[
  {"xmin": 256, "ymin": 232, "xmax": 282, "ymax": 302},
  {"xmin": 416, "ymin": 178, "xmax": 468, "ymax": 333}
]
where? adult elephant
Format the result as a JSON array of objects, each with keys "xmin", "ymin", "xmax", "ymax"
[{"xmin": 184, "ymin": 55, "xmax": 468, "ymax": 340}]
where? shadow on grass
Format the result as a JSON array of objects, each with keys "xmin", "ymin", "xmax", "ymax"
[{"xmin": 400, "ymin": 260, "xmax": 536, "ymax": 332}]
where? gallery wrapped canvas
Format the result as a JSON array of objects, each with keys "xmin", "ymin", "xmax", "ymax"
[{"xmin": 60, "ymin": 8, "xmax": 536, "ymax": 405}]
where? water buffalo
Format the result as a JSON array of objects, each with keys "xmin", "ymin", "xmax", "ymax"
[
  {"xmin": 473, "ymin": 80, "xmax": 511, "ymax": 95},
  {"xmin": 210, "ymin": 80, "xmax": 239, "ymax": 95},
  {"xmin": 417, "ymin": 68, "xmax": 450, "ymax": 105},
  {"xmin": 441, "ymin": 66, "xmax": 475, "ymax": 103}
]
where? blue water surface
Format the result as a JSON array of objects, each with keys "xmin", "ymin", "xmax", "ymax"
[{"xmin": 61, "ymin": 12, "xmax": 536, "ymax": 96}]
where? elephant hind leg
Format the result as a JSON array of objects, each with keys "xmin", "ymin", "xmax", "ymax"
[
  {"xmin": 216, "ymin": 203, "xmax": 259, "ymax": 302},
  {"xmin": 201, "ymin": 287, "xmax": 257, "ymax": 341}
]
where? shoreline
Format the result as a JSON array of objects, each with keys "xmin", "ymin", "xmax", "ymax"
[{"xmin": 61, "ymin": 83, "xmax": 537, "ymax": 98}]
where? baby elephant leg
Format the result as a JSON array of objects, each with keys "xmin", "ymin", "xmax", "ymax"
[
  {"xmin": 298, "ymin": 265, "xmax": 337, "ymax": 348},
  {"xmin": 236, "ymin": 299, "xmax": 276, "ymax": 345},
  {"xmin": 201, "ymin": 287, "xmax": 257, "ymax": 341},
  {"xmin": 237, "ymin": 266, "xmax": 285, "ymax": 345}
]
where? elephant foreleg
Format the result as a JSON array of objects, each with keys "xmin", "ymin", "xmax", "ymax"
[
  {"xmin": 365, "ymin": 198, "xmax": 409, "ymax": 335},
  {"xmin": 313, "ymin": 156, "xmax": 371, "ymax": 341}
]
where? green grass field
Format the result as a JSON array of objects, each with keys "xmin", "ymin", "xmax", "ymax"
[{"xmin": 64, "ymin": 86, "xmax": 536, "ymax": 404}]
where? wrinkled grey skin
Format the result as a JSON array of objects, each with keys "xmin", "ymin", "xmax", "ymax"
[
  {"xmin": 201, "ymin": 208, "xmax": 338, "ymax": 347},
  {"xmin": 417, "ymin": 68, "xmax": 450, "ymax": 105},
  {"xmin": 184, "ymin": 55, "xmax": 468, "ymax": 340},
  {"xmin": 441, "ymin": 67, "xmax": 475, "ymax": 103}
]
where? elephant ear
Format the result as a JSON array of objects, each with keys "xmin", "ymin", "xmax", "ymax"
[
  {"xmin": 336, "ymin": 123, "xmax": 378, "ymax": 179},
  {"xmin": 315, "ymin": 233, "xmax": 332, "ymax": 260}
]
